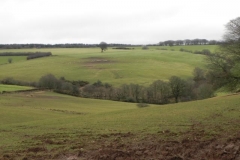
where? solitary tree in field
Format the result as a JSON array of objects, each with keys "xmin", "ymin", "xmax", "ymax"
[
  {"xmin": 99, "ymin": 42, "xmax": 107, "ymax": 52},
  {"xmin": 206, "ymin": 17, "xmax": 240, "ymax": 91}
]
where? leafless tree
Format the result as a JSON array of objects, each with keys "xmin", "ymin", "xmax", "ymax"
[
  {"xmin": 169, "ymin": 76, "xmax": 185, "ymax": 103},
  {"xmin": 206, "ymin": 17, "xmax": 240, "ymax": 91}
]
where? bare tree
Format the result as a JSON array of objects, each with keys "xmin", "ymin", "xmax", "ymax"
[
  {"xmin": 193, "ymin": 67, "xmax": 206, "ymax": 82},
  {"xmin": 148, "ymin": 80, "xmax": 170, "ymax": 104},
  {"xmin": 169, "ymin": 76, "xmax": 185, "ymax": 103},
  {"xmin": 206, "ymin": 17, "xmax": 240, "ymax": 91}
]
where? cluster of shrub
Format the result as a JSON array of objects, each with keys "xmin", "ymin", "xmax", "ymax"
[
  {"xmin": 0, "ymin": 52, "xmax": 32, "ymax": 56},
  {"xmin": 179, "ymin": 48, "xmax": 211, "ymax": 55},
  {"xmin": 112, "ymin": 47, "xmax": 134, "ymax": 50},
  {"xmin": 81, "ymin": 68, "xmax": 214, "ymax": 104},
  {"xmin": 0, "ymin": 52, "xmax": 52, "ymax": 60},
  {"xmin": 0, "ymin": 75, "xmax": 86, "ymax": 97},
  {"xmin": 38, "ymin": 74, "xmax": 80, "ymax": 96},
  {"xmin": 0, "ymin": 67, "xmax": 215, "ymax": 104},
  {"xmin": 1, "ymin": 77, "xmax": 38, "ymax": 87},
  {"xmin": 26, "ymin": 52, "xmax": 52, "ymax": 60},
  {"xmin": 142, "ymin": 46, "xmax": 149, "ymax": 50}
]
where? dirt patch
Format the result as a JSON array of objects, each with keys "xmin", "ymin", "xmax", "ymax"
[
  {"xmin": 27, "ymin": 147, "xmax": 47, "ymax": 153},
  {"xmin": 87, "ymin": 132, "xmax": 240, "ymax": 160},
  {"xmin": 83, "ymin": 57, "xmax": 117, "ymax": 69},
  {"xmin": 1, "ymin": 129, "xmax": 240, "ymax": 160},
  {"xmin": 49, "ymin": 109, "xmax": 85, "ymax": 115}
]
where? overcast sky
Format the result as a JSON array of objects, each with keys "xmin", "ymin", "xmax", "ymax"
[{"xmin": 0, "ymin": 0, "xmax": 239, "ymax": 44}]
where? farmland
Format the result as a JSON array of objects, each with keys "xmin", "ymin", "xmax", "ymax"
[
  {"xmin": 0, "ymin": 90, "xmax": 239, "ymax": 159},
  {"xmin": 0, "ymin": 46, "xmax": 215, "ymax": 86},
  {"xmin": 1, "ymin": 45, "xmax": 239, "ymax": 159}
]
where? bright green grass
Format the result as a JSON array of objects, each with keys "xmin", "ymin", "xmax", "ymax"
[
  {"xmin": 0, "ymin": 47, "xmax": 207, "ymax": 86},
  {"xmin": 0, "ymin": 84, "xmax": 33, "ymax": 92},
  {"xmin": 0, "ymin": 91, "xmax": 239, "ymax": 151},
  {"xmin": 0, "ymin": 56, "xmax": 27, "ymax": 65}
]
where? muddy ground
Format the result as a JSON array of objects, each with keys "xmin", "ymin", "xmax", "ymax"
[{"xmin": 1, "ymin": 127, "xmax": 240, "ymax": 160}]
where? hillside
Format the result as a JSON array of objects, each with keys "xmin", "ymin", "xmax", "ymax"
[
  {"xmin": 0, "ymin": 84, "xmax": 34, "ymax": 92},
  {"xmin": 0, "ymin": 47, "xmax": 209, "ymax": 86},
  {"xmin": 0, "ymin": 91, "xmax": 239, "ymax": 159}
]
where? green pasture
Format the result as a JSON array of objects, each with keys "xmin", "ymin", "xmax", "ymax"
[
  {"xmin": 0, "ymin": 84, "xmax": 33, "ymax": 92},
  {"xmin": 0, "ymin": 46, "xmax": 210, "ymax": 86},
  {"xmin": 0, "ymin": 91, "xmax": 239, "ymax": 153},
  {"xmin": 0, "ymin": 56, "xmax": 27, "ymax": 65}
]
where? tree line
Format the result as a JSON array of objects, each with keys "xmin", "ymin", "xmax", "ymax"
[
  {"xmin": 0, "ymin": 39, "xmax": 220, "ymax": 49},
  {"xmin": 0, "ymin": 52, "xmax": 52, "ymax": 60},
  {"xmin": 0, "ymin": 67, "xmax": 215, "ymax": 105},
  {"xmin": 80, "ymin": 67, "xmax": 214, "ymax": 104},
  {"xmin": 0, "ymin": 43, "xmax": 139, "ymax": 49},
  {"xmin": 158, "ymin": 39, "xmax": 221, "ymax": 46}
]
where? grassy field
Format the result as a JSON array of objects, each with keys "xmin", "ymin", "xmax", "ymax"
[
  {"xmin": 0, "ymin": 90, "xmax": 239, "ymax": 159},
  {"xmin": 0, "ymin": 46, "xmax": 213, "ymax": 86},
  {"xmin": 2, "ymin": 45, "xmax": 238, "ymax": 159},
  {"xmin": 0, "ymin": 84, "xmax": 34, "ymax": 92},
  {"xmin": 0, "ymin": 56, "xmax": 27, "ymax": 65}
]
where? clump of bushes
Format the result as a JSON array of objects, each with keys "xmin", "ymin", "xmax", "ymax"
[
  {"xmin": 179, "ymin": 48, "xmax": 193, "ymax": 53},
  {"xmin": 137, "ymin": 103, "xmax": 149, "ymax": 108},
  {"xmin": 142, "ymin": 45, "xmax": 149, "ymax": 50},
  {"xmin": 0, "ymin": 67, "xmax": 216, "ymax": 105},
  {"xmin": 38, "ymin": 74, "xmax": 80, "ymax": 96},
  {"xmin": 194, "ymin": 49, "xmax": 211, "ymax": 55},
  {"xmin": 0, "ymin": 52, "xmax": 33, "ymax": 56},
  {"xmin": 112, "ymin": 47, "xmax": 134, "ymax": 50},
  {"xmin": 61, "ymin": 78, "xmax": 89, "ymax": 87},
  {"xmin": 0, "ymin": 52, "xmax": 52, "ymax": 60},
  {"xmin": 27, "ymin": 52, "xmax": 52, "ymax": 60},
  {"xmin": 8, "ymin": 58, "xmax": 12, "ymax": 63},
  {"xmin": 1, "ymin": 77, "xmax": 37, "ymax": 87},
  {"xmin": 179, "ymin": 48, "xmax": 211, "ymax": 55}
]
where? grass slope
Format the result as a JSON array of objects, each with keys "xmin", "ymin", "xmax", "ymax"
[
  {"xmin": 0, "ymin": 91, "xmax": 239, "ymax": 157},
  {"xmin": 0, "ymin": 47, "xmax": 207, "ymax": 86},
  {"xmin": 0, "ymin": 84, "xmax": 33, "ymax": 92}
]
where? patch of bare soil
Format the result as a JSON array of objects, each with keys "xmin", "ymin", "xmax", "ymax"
[
  {"xmin": 1, "ymin": 130, "xmax": 240, "ymax": 160},
  {"xmin": 83, "ymin": 57, "xmax": 117, "ymax": 69},
  {"xmin": 83, "ymin": 131, "xmax": 240, "ymax": 160}
]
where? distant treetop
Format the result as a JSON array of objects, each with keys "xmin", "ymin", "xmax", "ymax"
[{"xmin": 158, "ymin": 39, "xmax": 221, "ymax": 46}]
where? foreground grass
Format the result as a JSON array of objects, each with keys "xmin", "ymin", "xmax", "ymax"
[
  {"xmin": 0, "ymin": 91, "xmax": 239, "ymax": 157},
  {"xmin": 0, "ymin": 47, "xmax": 207, "ymax": 86}
]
